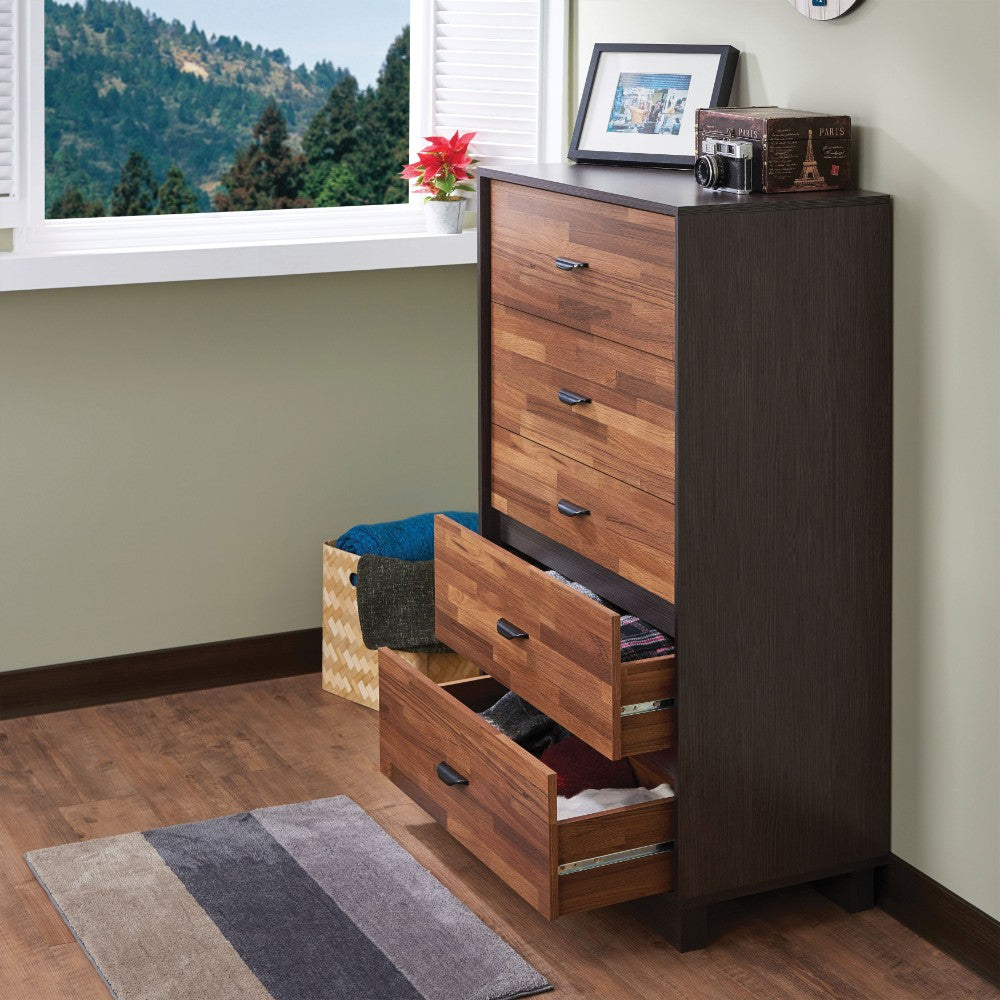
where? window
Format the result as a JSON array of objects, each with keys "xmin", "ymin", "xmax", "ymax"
[
  {"xmin": 0, "ymin": 0, "xmax": 567, "ymax": 291},
  {"xmin": 44, "ymin": 1, "xmax": 411, "ymax": 219}
]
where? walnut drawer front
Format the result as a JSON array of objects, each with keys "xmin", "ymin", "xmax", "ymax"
[
  {"xmin": 492, "ymin": 303, "xmax": 675, "ymax": 503},
  {"xmin": 379, "ymin": 648, "xmax": 675, "ymax": 919},
  {"xmin": 433, "ymin": 515, "xmax": 676, "ymax": 760},
  {"xmin": 491, "ymin": 427, "xmax": 676, "ymax": 605},
  {"xmin": 490, "ymin": 181, "xmax": 676, "ymax": 359}
]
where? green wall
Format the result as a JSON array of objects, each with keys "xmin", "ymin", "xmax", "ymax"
[
  {"xmin": 576, "ymin": 0, "xmax": 1000, "ymax": 922},
  {"xmin": 0, "ymin": 267, "xmax": 478, "ymax": 670}
]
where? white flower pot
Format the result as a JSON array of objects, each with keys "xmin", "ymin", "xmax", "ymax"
[{"xmin": 424, "ymin": 198, "xmax": 465, "ymax": 235}]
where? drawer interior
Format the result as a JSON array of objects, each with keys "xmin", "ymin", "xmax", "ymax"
[
  {"xmin": 444, "ymin": 646, "xmax": 674, "ymax": 711},
  {"xmin": 380, "ymin": 646, "xmax": 674, "ymax": 919},
  {"xmin": 442, "ymin": 674, "xmax": 676, "ymax": 917}
]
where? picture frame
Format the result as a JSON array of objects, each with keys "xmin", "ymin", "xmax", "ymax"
[{"xmin": 568, "ymin": 44, "xmax": 740, "ymax": 168}]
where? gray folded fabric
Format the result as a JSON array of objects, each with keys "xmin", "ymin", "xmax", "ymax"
[
  {"xmin": 355, "ymin": 555, "xmax": 450, "ymax": 654},
  {"xmin": 479, "ymin": 692, "xmax": 570, "ymax": 756},
  {"xmin": 546, "ymin": 569, "xmax": 606, "ymax": 604}
]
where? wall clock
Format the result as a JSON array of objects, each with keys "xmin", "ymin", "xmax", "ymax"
[{"xmin": 788, "ymin": 0, "xmax": 864, "ymax": 19}]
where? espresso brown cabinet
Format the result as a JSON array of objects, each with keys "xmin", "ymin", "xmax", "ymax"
[{"xmin": 380, "ymin": 163, "xmax": 892, "ymax": 949}]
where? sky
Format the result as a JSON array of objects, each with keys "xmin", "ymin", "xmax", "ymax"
[{"xmin": 141, "ymin": 0, "xmax": 409, "ymax": 88}]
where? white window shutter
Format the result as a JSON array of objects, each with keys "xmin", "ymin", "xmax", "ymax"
[
  {"xmin": 427, "ymin": 0, "xmax": 543, "ymax": 170},
  {"xmin": 0, "ymin": 0, "xmax": 15, "ymax": 197}
]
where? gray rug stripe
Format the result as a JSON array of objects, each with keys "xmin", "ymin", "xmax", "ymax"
[
  {"xmin": 254, "ymin": 797, "xmax": 552, "ymax": 1000},
  {"xmin": 145, "ymin": 812, "xmax": 424, "ymax": 1000},
  {"xmin": 25, "ymin": 832, "xmax": 277, "ymax": 1000}
]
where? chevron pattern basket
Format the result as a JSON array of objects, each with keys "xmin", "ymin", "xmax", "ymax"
[{"xmin": 322, "ymin": 542, "xmax": 478, "ymax": 710}]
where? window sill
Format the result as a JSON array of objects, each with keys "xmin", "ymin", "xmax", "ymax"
[{"xmin": 0, "ymin": 226, "xmax": 478, "ymax": 293}]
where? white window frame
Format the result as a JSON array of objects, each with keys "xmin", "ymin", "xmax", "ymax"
[{"xmin": 0, "ymin": 0, "xmax": 567, "ymax": 293}]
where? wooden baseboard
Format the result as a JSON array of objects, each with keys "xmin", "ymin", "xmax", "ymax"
[
  {"xmin": 878, "ymin": 854, "xmax": 1000, "ymax": 987},
  {"xmin": 0, "ymin": 628, "xmax": 321, "ymax": 720}
]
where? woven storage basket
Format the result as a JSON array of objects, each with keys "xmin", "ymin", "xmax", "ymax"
[{"xmin": 322, "ymin": 542, "xmax": 478, "ymax": 709}]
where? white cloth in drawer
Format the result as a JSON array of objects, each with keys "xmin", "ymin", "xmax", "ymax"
[{"xmin": 556, "ymin": 782, "xmax": 674, "ymax": 820}]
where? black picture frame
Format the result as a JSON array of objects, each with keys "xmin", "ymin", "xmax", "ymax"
[{"xmin": 568, "ymin": 43, "xmax": 740, "ymax": 168}]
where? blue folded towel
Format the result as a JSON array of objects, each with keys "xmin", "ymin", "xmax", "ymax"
[{"xmin": 335, "ymin": 511, "xmax": 478, "ymax": 561}]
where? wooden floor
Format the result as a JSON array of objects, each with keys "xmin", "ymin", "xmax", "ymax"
[{"xmin": 0, "ymin": 674, "xmax": 995, "ymax": 1000}]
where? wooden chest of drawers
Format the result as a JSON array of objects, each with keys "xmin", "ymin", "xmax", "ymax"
[{"xmin": 380, "ymin": 164, "xmax": 892, "ymax": 950}]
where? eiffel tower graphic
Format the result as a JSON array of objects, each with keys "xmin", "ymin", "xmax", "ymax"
[{"xmin": 794, "ymin": 129, "xmax": 824, "ymax": 187}]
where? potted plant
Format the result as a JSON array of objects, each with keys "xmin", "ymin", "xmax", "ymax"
[{"xmin": 401, "ymin": 131, "xmax": 477, "ymax": 235}]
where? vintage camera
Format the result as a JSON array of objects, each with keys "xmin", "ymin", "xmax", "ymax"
[{"xmin": 694, "ymin": 137, "xmax": 754, "ymax": 194}]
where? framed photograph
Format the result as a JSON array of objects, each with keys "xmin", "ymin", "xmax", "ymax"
[{"xmin": 568, "ymin": 44, "xmax": 740, "ymax": 168}]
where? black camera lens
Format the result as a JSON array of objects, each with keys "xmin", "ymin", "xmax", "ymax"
[{"xmin": 694, "ymin": 154, "xmax": 723, "ymax": 189}]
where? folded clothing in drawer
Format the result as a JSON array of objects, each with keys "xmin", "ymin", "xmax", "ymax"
[
  {"xmin": 479, "ymin": 690, "xmax": 569, "ymax": 756},
  {"xmin": 541, "ymin": 734, "xmax": 636, "ymax": 797},
  {"xmin": 546, "ymin": 570, "xmax": 676, "ymax": 662},
  {"xmin": 556, "ymin": 784, "xmax": 675, "ymax": 820},
  {"xmin": 541, "ymin": 734, "xmax": 674, "ymax": 818},
  {"xmin": 479, "ymin": 698, "xmax": 675, "ymax": 820}
]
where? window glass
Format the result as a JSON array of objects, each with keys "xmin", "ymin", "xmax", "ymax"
[{"xmin": 44, "ymin": 0, "xmax": 409, "ymax": 218}]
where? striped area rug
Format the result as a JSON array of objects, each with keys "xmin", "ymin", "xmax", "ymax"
[{"xmin": 26, "ymin": 796, "xmax": 551, "ymax": 1000}]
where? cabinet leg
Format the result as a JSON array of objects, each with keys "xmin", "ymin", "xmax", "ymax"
[
  {"xmin": 815, "ymin": 868, "xmax": 876, "ymax": 913},
  {"xmin": 670, "ymin": 904, "xmax": 710, "ymax": 952},
  {"xmin": 629, "ymin": 895, "xmax": 711, "ymax": 952}
]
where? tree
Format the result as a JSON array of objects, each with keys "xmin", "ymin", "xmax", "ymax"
[
  {"xmin": 312, "ymin": 60, "xmax": 348, "ymax": 93},
  {"xmin": 313, "ymin": 163, "xmax": 365, "ymax": 209},
  {"xmin": 302, "ymin": 73, "xmax": 361, "ymax": 202},
  {"xmin": 352, "ymin": 27, "xmax": 409, "ymax": 205},
  {"xmin": 110, "ymin": 150, "xmax": 157, "ymax": 216},
  {"xmin": 298, "ymin": 28, "xmax": 410, "ymax": 209},
  {"xmin": 155, "ymin": 165, "xmax": 201, "ymax": 214},
  {"xmin": 213, "ymin": 100, "xmax": 311, "ymax": 212},
  {"xmin": 303, "ymin": 72, "xmax": 360, "ymax": 167},
  {"xmin": 49, "ymin": 186, "xmax": 106, "ymax": 219}
]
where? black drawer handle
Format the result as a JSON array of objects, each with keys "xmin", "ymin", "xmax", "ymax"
[
  {"xmin": 557, "ymin": 389, "xmax": 592, "ymax": 406},
  {"xmin": 496, "ymin": 618, "xmax": 529, "ymax": 641},
  {"xmin": 557, "ymin": 499, "xmax": 591, "ymax": 518},
  {"xmin": 436, "ymin": 762, "xmax": 469, "ymax": 787},
  {"xmin": 555, "ymin": 257, "xmax": 588, "ymax": 271}
]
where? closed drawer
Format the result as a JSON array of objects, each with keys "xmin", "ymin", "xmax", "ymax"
[
  {"xmin": 434, "ymin": 515, "xmax": 675, "ymax": 760},
  {"xmin": 492, "ymin": 303, "xmax": 675, "ymax": 502},
  {"xmin": 379, "ymin": 648, "xmax": 675, "ymax": 919},
  {"xmin": 490, "ymin": 181, "xmax": 676, "ymax": 359},
  {"xmin": 491, "ymin": 428, "xmax": 675, "ymax": 605}
]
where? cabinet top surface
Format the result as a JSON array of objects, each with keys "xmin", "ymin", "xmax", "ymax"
[{"xmin": 479, "ymin": 163, "xmax": 889, "ymax": 217}]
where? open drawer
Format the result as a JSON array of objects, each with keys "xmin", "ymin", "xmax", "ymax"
[
  {"xmin": 379, "ymin": 649, "xmax": 675, "ymax": 920},
  {"xmin": 434, "ymin": 515, "xmax": 676, "ymax": 760}
]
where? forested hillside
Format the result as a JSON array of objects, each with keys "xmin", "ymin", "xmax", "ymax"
[{"xmin": 45, "ymin": 0, "xmax": 409, "ymax": 217}]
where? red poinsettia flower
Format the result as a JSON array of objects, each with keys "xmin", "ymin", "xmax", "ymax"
[
  {"xmin": 400, "ymin": 131, "xmax": 478, "ymax": 201},
  {"xmin": 423, "ymin": 131, "xmax": 476, "ymax": 157},
  {"xmin": 418, "ymin": 151, "xmax": 446, "ymax": 181}
]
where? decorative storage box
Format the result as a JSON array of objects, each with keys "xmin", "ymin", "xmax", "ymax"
[
  {"xmin": 322, "ymin": 542, "xmax": 478, "ymax": 709},
  {"xmin": 696, "ymin": 106, "xmax": 852, "ymax": 193}
]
